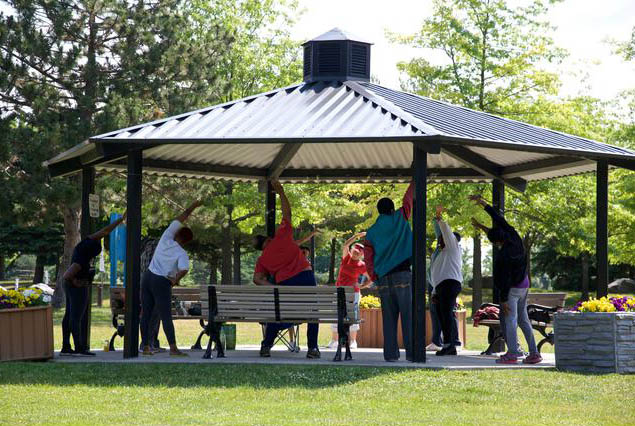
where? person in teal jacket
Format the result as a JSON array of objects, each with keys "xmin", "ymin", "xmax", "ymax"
[{"xmin": 363, "ymin": 181, "xmax": 413, "ymax": 362}]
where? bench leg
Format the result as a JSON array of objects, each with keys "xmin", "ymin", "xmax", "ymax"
[
  {"xmin": 536, "ymin": 332, "xmax": 554, "ymax": 354},
  {"xmin": 191, "ymin": 319, "xmax": 207, "ymax": 350},
  {"xmin": 203, "ymin": 322, "xmax": 224, "ymax": 359},
  {"xmin": 343, "ymin": 325, "xmax": 352, "ymax": 361},
  {"xmin": 333, "ymin": 325, "xmax": 353, "ymax": 362},
  {"xmin": 109, "ymin": 331, "xmax": 118, "ymax": 352},
  {"xmin": 481, "ymin": 329, "xmax": 504, "ymax": 355}
]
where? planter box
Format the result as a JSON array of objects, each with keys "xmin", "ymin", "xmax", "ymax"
[
  {"xmin": 0, "ymin": 306, "xmax": 54, "ymax": 362},
  {"xmin": 357, "ymin": 309, "xmax": 467, "ymax": 349},
  {"xmin": 554, "ymin": 312, "xmax": 635, "ymax": 374}
]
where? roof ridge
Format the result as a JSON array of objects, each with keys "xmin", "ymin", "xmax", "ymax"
[
  {"xmin": 343, "ymin": 81, "xmax": 437, "ymax": 136},
  {"xmin": 92, "ymin": 83, "xmax": 304, "ymax": 140},
  {"xmin": 362, "ymin": 82, "xmax": 635, "ymax": 156}
]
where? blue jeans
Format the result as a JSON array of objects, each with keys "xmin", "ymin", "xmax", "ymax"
[
  {"xmin": 377, "ymin": 270, "xmax": 412, "ymax": 361},
  {"xmin": 503, "ymin": 287, "xmax": 537, "ymax": 356},
  {"xmin": 262, "ymin": 270, "xmax": 319, "ymax": 350}
]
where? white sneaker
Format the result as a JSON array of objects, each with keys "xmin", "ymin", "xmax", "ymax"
[
  {"xmin": 349, "ymin": 340, "xmax": 358, "ymax": 349},
  {"xmin": 426, "ymin": 343, "xmax": 442, "ymax": 352},
  {"xmin": 326, "ymin": 340, "xmax": 338, "ymax": 349}
]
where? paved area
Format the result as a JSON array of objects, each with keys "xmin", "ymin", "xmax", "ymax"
[{"xmin": 54, "ymin": 345, "xmax": 555, "ymax": 370}]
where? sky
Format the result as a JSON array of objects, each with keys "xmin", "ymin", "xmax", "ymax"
[{"xmin": 290, "ymin": 0, "xmax": 635, "ymax": 101}]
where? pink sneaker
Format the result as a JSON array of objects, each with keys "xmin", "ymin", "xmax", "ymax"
[
  {"xmin": 495, "ymin": 353, "xmax": 518, "ymax": 364},
  {"xmin": 522, "ymin": 353, "xmax": 543, "ymax": 364}
]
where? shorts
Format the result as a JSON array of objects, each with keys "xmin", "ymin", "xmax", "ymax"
[{"xmin": 332, "ymin": 292, "xmax": 360, "ymax": 332}]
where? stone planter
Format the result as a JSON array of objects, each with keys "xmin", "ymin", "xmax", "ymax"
[
  {"xmin": 0, "ymin": 306, "xmax": 54, "ymax": 362},
  {"xmin": 554, "ymin": 312, "xmax": 635, "ymax": 373},
  {"xmin": 357, "ymin": 308, "xmax": 467, "ymax": 349}
]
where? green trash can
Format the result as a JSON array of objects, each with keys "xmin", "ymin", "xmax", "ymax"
[{"xmin": 220, "ymin": 324, "xmax": 236, "ymax": 350}]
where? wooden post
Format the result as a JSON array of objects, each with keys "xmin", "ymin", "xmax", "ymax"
[
  {"xmin": 124, "ymin": 151, "xmax": 142, "ymax": 358},
  {"xmin": 80, "ymin": 166, "xmax": 95, "ymax": 350},
  {"xmin": 596, "ymin": 161, "xmax": 609, "ymax": 298},
  {"xmin": 412, "ymin": 145, "xmax": 427, "ymax": 363}
]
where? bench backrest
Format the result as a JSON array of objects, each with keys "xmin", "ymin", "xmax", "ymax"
[
  {"xmin": 110, "ymin": 286, "xmax": 202, "ymax": 316},
  {"xmin": 201, "ymin": 285, "xmax": 357, "ymax": 324},
  {"xmin": 527, "ymin": 292, "xmax": 567, "ymax": 308}
]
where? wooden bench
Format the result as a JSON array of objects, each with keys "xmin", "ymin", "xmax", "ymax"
[
  {"xmin": 474, "ymin": 292, "xmax": 567, "ymax": 355},
  {"xmin": 201, "ymin": 285, "xmax": 359, "ymax": 362},
  {"xmin": 109, "ymin": 286, "xmax": 207, "ymax": 351}
]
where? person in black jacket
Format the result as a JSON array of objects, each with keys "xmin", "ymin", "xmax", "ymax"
[
  {"xmin": 61, "ymin": 212, "xmax": 127, "ymax": 356},
  {"xmin": 470, "ymin": 195, "xmax": 542, "ymax": 364}
]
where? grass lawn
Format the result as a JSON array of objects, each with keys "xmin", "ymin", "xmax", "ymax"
[{"xmin": 1, "ymin": 363, "xmax": 634, "ymax": 425}]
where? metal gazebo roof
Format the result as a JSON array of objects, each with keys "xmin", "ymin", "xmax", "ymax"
[{"xmin": 45, "ymin": 80, "xmax": 635, "ymax": 191}]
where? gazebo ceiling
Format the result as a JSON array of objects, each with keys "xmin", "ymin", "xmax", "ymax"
[{"xmin": 44, "ymin": 31, "xmax": 635, "ymax": 191}]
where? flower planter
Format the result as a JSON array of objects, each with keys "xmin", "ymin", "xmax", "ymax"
[
  {"xmin": 357, "ymin": 308, "xmax": 467, "ymax": 349},
  {"xmin": 0, "ymin": 306, "xmax": 54, "ymax": 362},
  {"xmin": 554, "ymin": 312, "xmax": 635, "ymax": 373}
]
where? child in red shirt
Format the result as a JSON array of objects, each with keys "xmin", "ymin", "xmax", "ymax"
[{"xmin": 327, "ymin": 232, "xmax": 373, "ymax": 349}]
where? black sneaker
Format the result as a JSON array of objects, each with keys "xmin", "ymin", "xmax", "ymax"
[
  {"xmin": 59, "ymin": 347, "xmax": 75, "ymax": 356},
  {"xmin": 76, "ymin": 350, "xmax": 96, "ymax": 357},
  {"xmin": 435, "ymin": 346, "xmax": 458, "ymax": 356},
  {"xmin": 306, "ymin": 348, "xmax": 321, "ymax": 359},
  {"xmin": 259, "ymin": 345, "xmax": 271, "ymax": 358}
]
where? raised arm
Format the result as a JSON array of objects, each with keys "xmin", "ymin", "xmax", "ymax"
[
  {"xmin": 271, "ymin": 180, "xmax": 291, "ymax": 223},
  {"xmin": 435, "ymin": 206, "xmax": 459, "ymax": 251},
  {"xmin": 295, "ymin": 229, "xmax": 320, "ymax": 246},
  {"xmin": 469, "ymin": 194, "xmax": 510, "ymax": 231},
  {"xmin": 175, "ymin": 200, "xmax": 203, "ymax": 223},
  {"xmin": 400, "ymin": 180, "xmax": 414, "ymax": 220},
  {"xmin": 362, "ymin": 240, "xmax": 378, "ymax": 282},
  {"xmin": 341, "ymin": 232, "xmax": 366, "ymax": 258},
  {"xmin": 88, "ymin": 211, "xmax": 127, "ymax": 241}
]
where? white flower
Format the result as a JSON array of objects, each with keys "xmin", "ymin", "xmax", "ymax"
[
  {"xmin": 42, "ymin": 295, "xmax": 52, "ymax": 303},
  {"xmin": 22, "ymin": 289, "xmax": 35, "ymax": 298}
]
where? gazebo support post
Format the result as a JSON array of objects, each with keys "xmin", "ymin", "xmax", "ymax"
[
  {"xmin": 596, "ymin": 160, "xmax": 609, "ymax": 298},
  {"xmin": 80, "ymin": 166, "xmax": 95, "ymax": 350},
  {"xmin": 124, "ymin": 150, "xmax": 142, "ymax": 358},
  {"xmin": 412, "ymin": 146, "xmax": 427, "ymax": 363},
  {"xmin": 265, "ymin": 181, "xmax": 276, "ymax": 238},
  {"xmin": 491, "ymin": 180, "xmax": 505, "ymax": 304}
]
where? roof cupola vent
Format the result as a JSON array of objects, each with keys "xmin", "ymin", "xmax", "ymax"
[{"xmin": 302, "ymin": 28, "xmax": 372, "ymax": 83}]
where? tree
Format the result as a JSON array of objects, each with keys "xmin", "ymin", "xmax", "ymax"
[{"xmin": 0, "ymin": 0, "xmax": 233, "ymax": 302}]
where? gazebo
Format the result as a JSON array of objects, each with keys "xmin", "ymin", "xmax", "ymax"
[{"xmin": 45, "ymin": 28, "xmax": 635, "ymax": 361}]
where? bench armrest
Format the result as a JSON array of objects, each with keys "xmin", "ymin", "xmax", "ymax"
[{"xmin": 527, "ymin": 303, "xmax": 561, "ymax": 313}]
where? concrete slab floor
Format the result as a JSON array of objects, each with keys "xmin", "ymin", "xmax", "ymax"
[{"xmin": 53, "ymin": 345, "xmax": 555, "ymax": 370}]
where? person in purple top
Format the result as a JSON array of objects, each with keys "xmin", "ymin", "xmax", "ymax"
[{"xmin": 470, "ymin": 194, "xmax": 542, "ymax": 365}]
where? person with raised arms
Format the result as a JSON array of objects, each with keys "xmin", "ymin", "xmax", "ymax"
[
  {"xmin": 252, "ymin": 181, "xmax": 320, "ymax": 359},
  {"xmin": 140, "ymin": 200, "xmax": 202, "ymax": 357}
]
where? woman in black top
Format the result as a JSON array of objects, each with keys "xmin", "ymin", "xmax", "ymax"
[{"xmin": 61, "ymin": 213, "xmax": 126, "ymax": 356}]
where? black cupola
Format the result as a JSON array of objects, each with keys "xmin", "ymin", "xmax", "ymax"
[{"xmin": 302, "ymin": 28, "xmax": 372, "ymax": 83}]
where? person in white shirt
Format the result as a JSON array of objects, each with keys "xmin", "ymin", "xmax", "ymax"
[
  {"xmin": 430, "ymin": 205, "xmax": 463, "ymax": 356},
  {"xmin": 140, "ymin": 200, "xmax": 202, "ymax": 356}
]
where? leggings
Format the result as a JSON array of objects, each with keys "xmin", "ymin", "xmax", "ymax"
[
  {"xmin": 61, "ymin": 280, "xmax": 89, "ymax": 351},
  {"xmin": 140, "ymin": 271, "xmax": 176, "ymax": 346}
]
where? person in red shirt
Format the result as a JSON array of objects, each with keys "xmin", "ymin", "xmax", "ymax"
[
  {"xmin": 326, "ymin": 232, "xmax": 372, "ymax": 350},
  {"xmin": 252, "ymin": 180, "xmax": 320, "ymax": 359}
]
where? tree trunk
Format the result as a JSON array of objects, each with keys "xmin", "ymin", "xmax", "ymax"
[
  {"xmin": 233, "ymin": 234, "xmax": 241, "ymax": 285},
  {"xmin": 53, "ymin": 206, "xmax": 81, "ymax": 308},
  {"xmin": 472, "ymin": 233, "xmax": 483, "ymax": 311},
  {"xmin": 0, "ymin": 255, "xmax": 5, "ymax": 280},
  {"xmin": 523, "ymin": 233, "xmax": 533, "ymax": 285},
  {"xmin": 328, "ymin": 237, "xmax": 336, "ymax": 284},
  {"xmin": 208, "ymin": 258, "xmax": 218, "ymax": 285},
  {"xmin": 53, "ymin": 255, "xmax": 60, "ymax": 283},
  {"xmin": 33, "ymin": 254, "xmax": 45, "ymax": 284},
  {"xmin": 581, "ymin": 251, "xmax": 590, "ymax": 301}
]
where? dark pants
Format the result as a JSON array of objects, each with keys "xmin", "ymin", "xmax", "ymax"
[
  {"xmin": 377, "ymin": 270, "xmax": 412, "ymax": 361},
  {"xmin": 140, "ymin": 308, "xmax": 162, "ymax": 350},
  {"xmin": 429, "ymin": 296, "xmax": 461, "ymax": 347},
  {"xmin": 262, "ymin": 270, "xmax": 319, "ymax": 350},
  {"xmin": 140, "ymin": 271, "xmax": 176, "ymax": 346},
  {"xmin": 62, "ymin": 280, "xmax": 89, "ymax": 351},
  {"xmin": 435, "ymin": 279, "xmax": 461, "ymax": 348}
]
